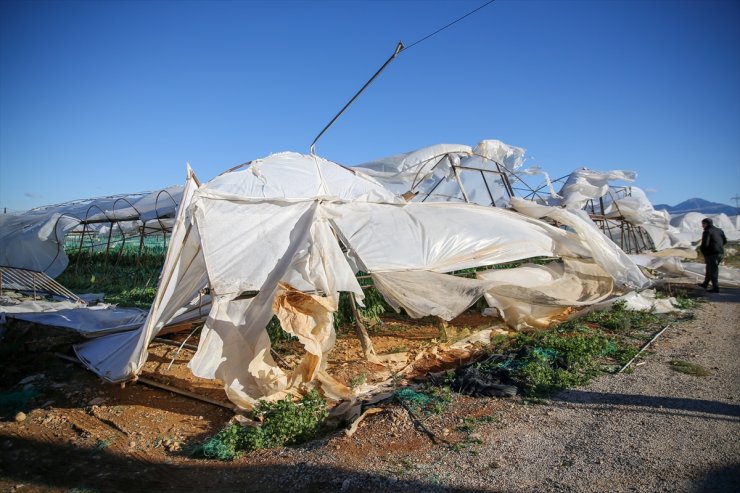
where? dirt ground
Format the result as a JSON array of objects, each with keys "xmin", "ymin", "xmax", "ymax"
[{"xmin": 1, "ymin": 284, "xmax": 738, "ymax": 493}]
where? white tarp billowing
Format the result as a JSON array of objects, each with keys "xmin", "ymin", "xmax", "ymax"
[
  {"xmin": 73, "ymin": 151, "xmax": 651, "ymax": 409},
  {"xmin": 511, "ymin": 198, "xmax": 650, "ymax": 290},
  {"xmin": 556, "ymin": 168, "xmax": 636, "ymax": 209}
]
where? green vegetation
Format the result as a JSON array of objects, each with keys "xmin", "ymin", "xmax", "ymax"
[
  {"xmin": 669, "ymin": 359, "xmax": 711, "ymax": 377},
  {"xmin": 456, "ymin": 301, "xmax": 671, "ymax": 397},
  {"xmin": 196, "ymin": 390, "xmax": 328, "ymax": 460},
  {"xmin": 348, "ymin": 373, "xmax": 368, "ymax": 389},
  {"xmin": 58, "ymin": 249, "xmax": 164, "ymax": 308},
  {"xmin": 335, "ymin": 282, "xmax": 391, "ymax": 330},
  {"xmin": 265, "ymin": 316, "xmax": 295, "ymax": 345}
]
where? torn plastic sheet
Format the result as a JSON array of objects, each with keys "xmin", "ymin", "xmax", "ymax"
[
  {"xmin": 516, "ymin": 166, "xmax": 562, "ymax": 201},
  {"xmin": 371, "ymin": 270, "xmax": 496, "ymax": 321},
  {"xmin": 573, "ymin": 289, "xmax": 679, "ymax": 316},
  {"xmin": 327, "ymin": 201, "xmax": 577, "ymax": 274},
  {"xmin": 511, "ymin": 198, "xmax": 650, "ymax": 290},
  {"xmin": 0, "ymin": 213, "xmax": 78, "ymax": 278},
  {"xmin": 2, "ymin": 304, "xmax": 147, "ymax": 337},
  {"xmin": 557, "ymin": 168, "xmax": 636, "ymax": 210},
  {"xmin": 272, "ymin": 283, "xmax": 337, "ymax": 385},
  {"xmin": 670, "ymin": 262, "xmax": 740, "ymax": 287},
  {"xmin": 602, "ymin": 187, "xmax": 684, "ymax": 250},
  {"xmin": 478, "ymin": 258, "xmax": 614, "ymax": 329},
  {"xmin": 75, "ymin": 167, "xmax": 208, "ymax": 383},
  {"xmin": 352, "ymin": 140, "xmax": 524, "ymax": 206},
  {"xmin": 189, "ymin": 297, "xmax": 290, "ymax": 408}
]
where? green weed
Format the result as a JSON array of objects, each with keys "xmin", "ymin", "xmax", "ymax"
[
  {"xmin": 456, "ymin": 302, "xmax": 672, "ymax": 398},
  {"xmin": 58, "ymin": 250, "xmax": 163, "ymax": 307},
  {"xmin": 197, "ymin": 390, "xmax": 328, "ymax": 460},
  {"xmin": 348, "ymin": 373, "xmax": 367, "ymax": 389},
  {"xmin": 335, "ymin": 285, "xmax": 390, "ymax": 330}
]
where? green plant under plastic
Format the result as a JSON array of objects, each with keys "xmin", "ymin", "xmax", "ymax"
[{"xmin": 58, "ymin": 250, "xmax": 164, "ymax": 308}]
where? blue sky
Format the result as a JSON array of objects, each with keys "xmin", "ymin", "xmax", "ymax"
[{"xmin": 1, "ymin": 0, "xmax": 738, "ymax": 212}]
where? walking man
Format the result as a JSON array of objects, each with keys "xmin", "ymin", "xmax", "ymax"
[{"xmin": 699, "ymin": 218, "xmax": 727, "ymax": 293}]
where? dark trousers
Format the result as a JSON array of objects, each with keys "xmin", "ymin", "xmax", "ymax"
[{"xmin": 703, "ymin": 254, "xmax": 723, "ymax": 289}]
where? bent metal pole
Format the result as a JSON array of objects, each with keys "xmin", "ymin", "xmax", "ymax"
[{"xmin": 310, "ymin": 41, "xmax": 404, "ymax": 156}]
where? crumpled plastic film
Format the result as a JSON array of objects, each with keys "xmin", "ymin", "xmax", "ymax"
[
  {"xmin": 273, "ymin": 283, "xmax": 337, "ymax": 385},
  {"xmin": 478, "ymin": 258, "xmax": 614, "ymax": 329},
  {"xmin": 189, "ymin": 297, "xmax": 290, "ymax": 409},
  {"xmin": 371, "ymin": 270, "xmax": 496, "ymax": 321},
  {"xmin": 511, "ymin": 198, "xmax": 650, "ymax": 290}
]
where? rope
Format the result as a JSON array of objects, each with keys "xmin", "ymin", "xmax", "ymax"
[{"xmin": 402, "ymin": 0, "xmax": 497, "ymax": 53}]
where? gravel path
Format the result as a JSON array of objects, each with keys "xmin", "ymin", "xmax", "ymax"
[
  {"xmin": 441, "ymin": 286, "xmax": 740, "ymax": 492},
  {"xmin": 264, "ymin": 286, "xmax": 740, "ymax": 493}
]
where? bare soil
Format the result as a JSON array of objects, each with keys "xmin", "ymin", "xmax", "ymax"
[{"xmin": 1, "ymin": 284, "xmax": 738, "ymax": 493}]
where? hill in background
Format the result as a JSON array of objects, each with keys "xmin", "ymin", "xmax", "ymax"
[{"xmin": 653, "ymin": 198, "xmax": 737, "ymax": 216}]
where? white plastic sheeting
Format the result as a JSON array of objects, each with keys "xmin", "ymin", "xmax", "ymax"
[
  {"xmin": 669, "ymin": 212, "xmax": 740, "ymax": 243},
  {"xmin": 478, "ymin": 258, "xmax": 614, "ymax": 329},
  {"xmin": 3, "ymin": 304, "xmax": 147, "ymax": 337},
  {"xmin": 630, "ymin": 254, "xmax": 740, "ymax": 287},
  {"xmin": 85, "ymin": 186, "xmax": 183, "ymax": 223},
  {"xmin": 371, "ymin": 271, "xmax": 496, "ymax": 321},
  {"xmin": 75, "ymin": 167, "xmax": 207, "ymax": 383},
  {"xmin": 73, "ymin": 151, "xmax": 658, "ymax": 409},
  {"xmin": 511, "ymin": 198, "xmax": 650, "ymax": 290},
  {"xmin": 0, "ymin": 213, "xmax": 79, "ymax": 278},
  {"xmin": 557, "ymin": 168, "xmax": 636, "ymax": 209}
]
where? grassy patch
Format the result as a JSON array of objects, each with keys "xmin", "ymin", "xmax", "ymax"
[
  {"xmin": 196, "ymin": 390, "xmax": 328, "ymax": 460},
  {"xmin": 452, "ymin": 301, "xmax": 672, "ymax": 398},
  {"xmin": 669, "ymin": 359, "xmax": 711, "ymax": 377}
]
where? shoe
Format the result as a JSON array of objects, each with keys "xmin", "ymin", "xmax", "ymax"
[
  {"xmin": 707, "ymin": 288, "xmax": 719, "ymax": 293},
  {"xmin": 697, "ymin": 283, "xmax": 708, "ymax": 288}
]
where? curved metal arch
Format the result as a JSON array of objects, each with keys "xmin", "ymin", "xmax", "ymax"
[
  {"xmin": 42, "ymin": 212, "xmax": 83, "ymax": 275},
  {"xmin": 110, "ymin": 197, "xmax": 142, "ymax": 221}
]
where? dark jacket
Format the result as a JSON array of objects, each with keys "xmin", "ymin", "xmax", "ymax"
[{"xmin": 701, "ymin": 225, "xmax": 727, "ymax": 256}]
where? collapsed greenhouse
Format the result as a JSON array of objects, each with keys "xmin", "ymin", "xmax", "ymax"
[{"xmin": 2, "ymin": 140, "xmax": 739, "ymax": 412}]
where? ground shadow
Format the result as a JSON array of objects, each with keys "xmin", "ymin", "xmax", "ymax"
[
  {"xmin": 692, "ymin": 463, "xmax": 740, "ymax": 493},
  {"xmin": 552, "ymin": 389, "xmax": 740, "ymax": 418},
  {"xmin": 0, "ymin": 433, "xmax": 487, "ymax": 493}
]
